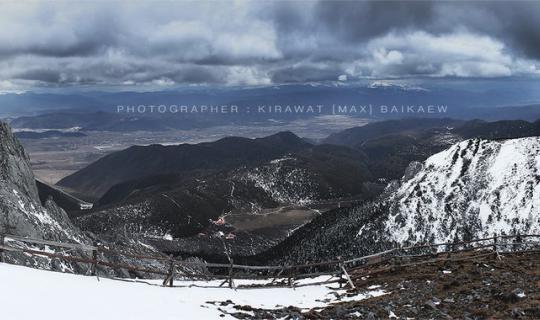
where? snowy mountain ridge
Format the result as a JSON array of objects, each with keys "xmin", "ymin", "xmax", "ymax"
[{"xmin": 385, "ymin": 137, "xmax": 540, "ymax": 244}]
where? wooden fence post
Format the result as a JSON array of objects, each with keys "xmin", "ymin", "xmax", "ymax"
[
  {"xmin": 90, "ymin": 241, "xmax": 98, "ymax": 276},
  {"xmin": 163, "ymin": 254, "xmax": 175, "ymax": 287},
  {"xmin": 514, "ymin": 233, "xmax": 522, "ymax": 252},
  {"xmin": 292, "ymin": 266, "xmax": 300, "ymax": 289},
  {"xmin": 228, "ymin": 259, "xmax": 234, "ymax": 289},
  {"xmin": 0, "ymin": 233, "xmax": 4, "ymax": 263},
  {"xmin": 287, "ymin": 266, "xmax": 293, "ymax": 288},
  {"xmin": 339, "ymin": 259, "xmax": 355, "ymax": 290},
  {"xmin": 337, "ymin": 257, "xmax": 344, "ymax": 289}
]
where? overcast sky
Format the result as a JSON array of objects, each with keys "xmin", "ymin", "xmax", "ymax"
[{"xmin": 0, "ymin": 1, "xmax": 539, "ymax": 92}]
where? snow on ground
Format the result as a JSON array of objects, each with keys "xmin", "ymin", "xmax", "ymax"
[{"xmin": 0, "ymin": 263, "xmax": 386, "ymax": 320}]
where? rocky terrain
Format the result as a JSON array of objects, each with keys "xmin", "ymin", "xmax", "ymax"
[{"xmin": 229, "ymin": 250, "xmax": 540, "ymax": 319}]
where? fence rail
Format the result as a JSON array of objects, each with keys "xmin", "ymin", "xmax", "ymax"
[{"xmin": 1, "ymin": 233, "xmax": 540, "ymax": 289}]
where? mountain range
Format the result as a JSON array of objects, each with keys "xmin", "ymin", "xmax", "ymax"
[
  {"xmin": 4, "ymin": 81, "xmax": 540, "ymax": 131},
  {"xmin": 253, "ymin": 136, "xmax": 540, "ymax": 266},
  {"xmin": 2, "ymin": 115, "xmax": 540, "ymax": 272},
  {"xmin": 59, "ymin": 131, "xmax": 312, "ymax": 200},
  {"xmin": 68, "ymin": 139, "xmax": 382, "ymax": 246},
  {"xmin": 47, "ymin": 117, "xmax": 540, "ymax": 260}
]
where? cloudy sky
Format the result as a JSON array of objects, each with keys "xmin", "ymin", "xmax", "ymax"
[{"xmin": 1, "ymin": 1, "xmax": 539, "ymax": 92}]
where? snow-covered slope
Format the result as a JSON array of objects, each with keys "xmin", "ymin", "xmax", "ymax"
[
  {"xmin": 385, "ymin": 137, "xmax": 540, "ymax": 244},
  {"xmin": 0, "ymin": 262, "xmax": 386, "ymax": 320}
]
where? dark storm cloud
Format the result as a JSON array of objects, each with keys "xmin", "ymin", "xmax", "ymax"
[
  {"xmin": 313, "ymin": 1, "xmax": 435, "ymax": 41},
  {"xmin": 270, "ymin": 65, "xmax": 343, "ymax": 83},
  {"xmin": 461, "ymin": 2, "xmax": 540, "ymax": 59},
  {"xmin": 310, "ymin": 1, "xmax": 540, "ymax": 59},
  {"xmin": 0, "ymin": 4, "xmax": 119, "ymax": 59},
  {"xmin": 165, "ymin": 66, "xmax": 224, "ymax": 84},
  {"xmin": 0, "ymin": 1, "xmax": 538, "ymax": 91},
  {"xmin": 14, "ymin": 70, "xmax": 62, "ymax": 83}
]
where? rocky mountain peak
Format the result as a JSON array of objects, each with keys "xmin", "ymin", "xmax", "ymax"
[
  {"xmin": 0, "ymin": 122, "xmax": 39, "ymax": 200},
  {"xmin": 0, "ymin": 122, "xmax": 87, "ymax": 243}
]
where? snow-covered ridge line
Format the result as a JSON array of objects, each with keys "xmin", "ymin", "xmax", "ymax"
[{"xmin": 385, "ymin": 137, "xmax": 540, "ymax": 244}]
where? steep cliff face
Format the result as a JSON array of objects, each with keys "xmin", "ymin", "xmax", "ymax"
[
  {"xmin": 0, "ymin": 122, "xmax": 86, "ymax": 242},
  {"xmin": 385, "ymin": 137, "xmax": 540, "ymax": 244},
  {"xmin": 1, "ymin": 122, "xmax": 91, "ymax": 271},
  {"xmin": 0, "ymin": 122, "xmax": 40, "ymax": 205},
  {"xmin": 0, "ymin": 123, "xmax": 169, "ymax": 276}
]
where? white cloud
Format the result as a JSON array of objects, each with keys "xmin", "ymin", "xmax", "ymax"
[
  {"xmin": 373, "ymin": 49, "xmax": 404, "ymax": 65},
  {"xmin": 225, "ymin": 66, "xmax": 271, "ymax": 86},
  {"xmin": 346, "ymin": 31, "xmax": 536, "ymax": 78}
]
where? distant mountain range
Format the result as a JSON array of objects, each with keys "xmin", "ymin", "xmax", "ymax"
[
  {"xmin": 3, "ymin": 81, "xmax": 540, "ymax": 131},
  {"xmin": 59, "ymin": 118, "xmax": 540, "ymax": 201},
  {"xmin": 325, "ymin": 118, "xmax": 540, "ymax": 180}
]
